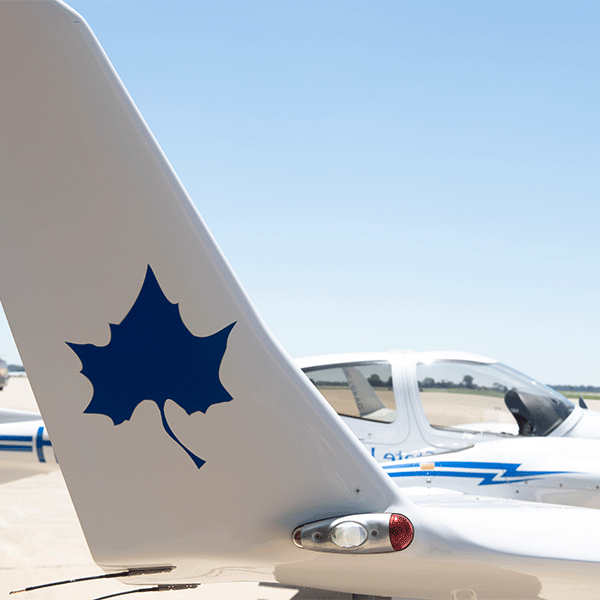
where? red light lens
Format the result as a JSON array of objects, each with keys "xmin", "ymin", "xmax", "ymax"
[
  {"xmin": 293, "ymin": 527, "xmax": 303, "ymax": 548},
  {"xmin": 389, "ymin": 514, "xmax": 413, "ymax": 551}
]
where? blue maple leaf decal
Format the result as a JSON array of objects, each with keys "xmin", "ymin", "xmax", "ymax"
[{"xmin": 67, "ymin": 266, "xmax": 236, "ymax": 469}]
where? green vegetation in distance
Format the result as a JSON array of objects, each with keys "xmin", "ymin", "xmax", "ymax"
[{"xmin": 558, "ymin": 390, "xmax": 600, "ymax": 400}]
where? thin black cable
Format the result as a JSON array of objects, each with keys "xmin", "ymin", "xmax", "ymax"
[
  {"xmin": 10, "ymin": 566, "xmax": 174, "ymax": 594},
  {"xmin": 93, "ymin": 584, "xmax": 199, "ymax": 600}
]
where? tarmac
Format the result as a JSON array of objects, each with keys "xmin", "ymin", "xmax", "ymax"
[
  {"xmin": 3, "ymin": 379, "xmax": 597, "ymax": 600},
  {"xmin": 0, "ymin": 378, "xmax": 350, "ymax": 600}
]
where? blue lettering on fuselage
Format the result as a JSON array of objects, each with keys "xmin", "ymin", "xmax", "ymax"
[{"xmin": 370, "ymin": 448, "xmax": 436, "ymax": 461}]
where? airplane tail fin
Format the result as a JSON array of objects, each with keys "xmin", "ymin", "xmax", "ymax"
[
  {"xmin": 0, "ymin": 0, "xmax": 403, "ymax": 578},
  {"xmin": 3, "ymin": 3, "xmax": 600, "ymax": 599}
]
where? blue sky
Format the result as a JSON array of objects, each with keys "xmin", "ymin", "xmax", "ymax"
[{"xmin": 1, "ymin": 1, "xmax": 598, "ymax": 385}]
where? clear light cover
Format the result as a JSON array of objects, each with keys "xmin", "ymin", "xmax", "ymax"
[{"xmin": 331, "ymin": 522, "xmax": 368, "ymax": 548}]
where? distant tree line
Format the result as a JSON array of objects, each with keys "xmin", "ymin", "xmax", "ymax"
[
  {"xmin": 311, "ymin": 374, "xmax": 393, "ymax": 390},
  {"xmin": 551, "ymin": 384, "xmax": 600, "ymax": 393},
  {"xmin": 366, "ymin": 374, "xmax": 393, "ymax": 389},
  {"xmin": 418, "ymin": 375, "xmax": 507, "ymax": 393},
  {"xmin": 6, "ymin": 364, "xmax": 599, "ymax": 391},
  {"xmin": 417, "ymin": 377, "xmax": 600, "ymax": 394}
]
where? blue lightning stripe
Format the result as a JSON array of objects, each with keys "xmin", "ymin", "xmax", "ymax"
[
  {"xmin": 435, "ymin": 461, "xmax": 570, "ymax": 480},
  {"xmin": 382, "ymin": 462, "xmax": 421, "ymax": 470},
  {"xmin": 389, "ymin": 469, "xmax": 536, "ymax": 486},
  {"xmin": 385, "ymin": 460, "xmax": 573, "ymax": 486},
  {"xmin": 0, "ymin": 434, "xmax": 33, "ymax": 453}
]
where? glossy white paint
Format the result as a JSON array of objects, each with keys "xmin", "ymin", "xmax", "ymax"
[
  {"xmin": 386, "ymin": 437, "xmax": 600, "ymax": 510},
  {"xmin": 563, "ymin": 408, "xmax": 600, "ymax": 438},
  {"xmin": 0, "ymin": 0, "xmax": 401, "ymax": 572},
  {"xmin": 297, "ymin": 350, "xmax": 600, "ymax": 465},
  {"xmin": 2, "ymin": 2, "xmax": 600, "ymax": 599},
  {"xmin": 0, "ymin": 410, "xmax": 56, "ymax": 483},
  {"xmin": 297, "ymin": 351, "xmax": 600, "ymax": 511}
]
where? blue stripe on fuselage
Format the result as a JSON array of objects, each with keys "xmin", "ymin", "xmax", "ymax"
[{"xmin": 384, "ymin": 460, "xmax": 572, "ymax": 486}]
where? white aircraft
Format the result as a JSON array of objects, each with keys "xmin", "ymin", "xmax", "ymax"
[
  {"xmin": 0, "ymin": 409, "xmax": 55, "ymax": 484},
  {"xmin": 0, "ymin": 358, "xmax": 8, "ymax": 390},
  {"xmin": 2, "ymin": 2, "xmax": 600, "ymax": 599},
  {"xmin": 299, "ymin": 351, "xmax": 600, "ymax": 463},
  {"xmin": 298, "ymin": 351, "xmax": 600, "ymax": 509},
  {"xmin": 5, "ymin": 349, "xmax": 600, "ymax": 500}
]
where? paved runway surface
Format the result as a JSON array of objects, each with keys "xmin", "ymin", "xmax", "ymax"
[
  {"xmin": 0, "ymin": 378, "xmax": 350, "ymax": 600},
  {"xmin": 4, "ymin": 378, "xmax": 598, "ymax": 600}
]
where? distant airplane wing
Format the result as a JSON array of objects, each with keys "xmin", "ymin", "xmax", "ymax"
[
  {"xmin": 1, "ymin": 2, "xmax": 600, "ymax": 599},
  {"xmin": 0, "ymin": 409, "xmax": 43, "ymax": 425},
  {"xmin": 0, "ymin": 411, "xmax": 56, "ymax": 482}
]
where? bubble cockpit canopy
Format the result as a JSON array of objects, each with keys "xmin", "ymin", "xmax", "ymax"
[{"xmin": 417, "ymin": 360, "xmax": 575, "ymax": 437}]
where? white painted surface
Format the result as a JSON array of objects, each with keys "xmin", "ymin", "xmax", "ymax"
[
  {"xmin": 3, "ymin": 3, "xmax": 600, "ymax": 599},
  {"xmin": 0, "ymin": 379, "xmax": 340, "ymax": 600}
]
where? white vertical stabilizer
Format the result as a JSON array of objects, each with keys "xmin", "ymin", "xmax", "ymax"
[
  {"xmin": 0, "ymin": 0, "xmax": 402, "ymax": 578},
  {"xmin": 4, "ymin": 3, "xmax": 600, "ymax": 599}
]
